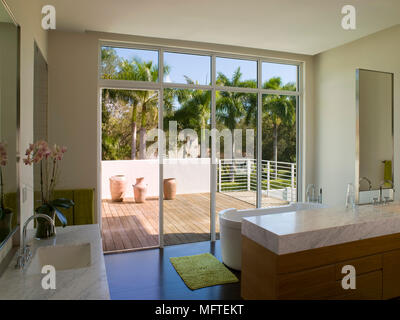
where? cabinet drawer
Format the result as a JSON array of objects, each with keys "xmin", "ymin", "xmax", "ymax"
[
  {"xmin": 277, "ymin": 265, "xmax": 336, "ymax": 299},
  {"xmin": 278, "ymin": 270, "xmax": 382, "ymax": 300},
  {"xmin": 333, "ymin": 271, "xmax": 382, "ymax": 300},
  {"xmin": 383, "ymin": 250, "xmax": 400, "ymax": 299},
  {"xmin": 335, "ymin": 254, "xmax": 382, "ymax": 280}
]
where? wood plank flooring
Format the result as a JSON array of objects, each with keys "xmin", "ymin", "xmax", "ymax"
[{"xmin": 101, "ymin": 192, "xmax": 254, "ymax": 252}]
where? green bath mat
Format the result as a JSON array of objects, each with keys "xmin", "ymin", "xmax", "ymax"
[{"xmin": 170, "ymin": 253, "xmax": 239, "ymax": 290}]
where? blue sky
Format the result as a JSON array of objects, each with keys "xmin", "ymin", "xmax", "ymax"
[{"xmin": 110, "ymin": 47, "xmax": 297, "ymax": 87}]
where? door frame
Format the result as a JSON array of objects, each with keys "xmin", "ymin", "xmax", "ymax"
[{"xmin": 98, "ymin": 41, "xmax": 304, "ymax": 249}]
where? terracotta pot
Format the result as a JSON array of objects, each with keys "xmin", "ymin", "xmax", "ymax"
[
  {"xmin": 110, "ymin": 175, "xmax": 127, "ymax": 202},
  {"xmin": 133, "ymin": 177, "xmax": 147, "ymax": 203},
  {"xmin": 164, "ymin": 178, "xmax": 177, "ymax": 200}
]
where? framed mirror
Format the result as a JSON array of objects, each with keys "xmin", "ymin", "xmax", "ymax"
[
  {"xmin": 0, "ymin": 0, "xmax": 19, "ymax": 248},
  {"xmin": 356, "ymin": 69, "xmax": 394, "ymax": 205}
]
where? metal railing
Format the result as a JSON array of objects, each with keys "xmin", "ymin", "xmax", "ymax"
[{"xmin": 217, "ymin": 159, "xmax": 297, "ymax": 201}]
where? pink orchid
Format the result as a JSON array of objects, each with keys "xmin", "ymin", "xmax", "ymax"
[
  {"xmin": 23, "ymin": 141, "xmax": 67, "ymax": 166},
  {"xmin": 22, "ymin": 141, "xmax": 68, "ymax": 205},
  {"xmin": 0, "ymin": 142, "xmax": 8, "ymax": 167}
]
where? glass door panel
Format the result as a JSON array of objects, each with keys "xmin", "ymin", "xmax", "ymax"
[
  {"xmin": 162, "ymin": 89, "xmax": 211, "ymax": 246},
  {"xmin": 261, "ymin": 94, "xmax": 297, "ymax": 206},
  {"xmin": 215, "ymin": 90, "xmax": 257, "ymax": 239},
  {"xmin": 101, "ymin": 88, "xmax": 160, "ymax": 252}
]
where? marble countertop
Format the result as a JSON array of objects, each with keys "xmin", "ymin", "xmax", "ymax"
[
  {"xmin": 0, "ymin": 224, "xmax": 110, "ymax": 300},
  {"xmin": 242, "ymin": 203, "xmax": 400, "ymax": 255}
]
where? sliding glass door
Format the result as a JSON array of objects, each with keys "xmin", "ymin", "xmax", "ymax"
[
  {"xmin": 163, "ymin": 88, "xmax": 211, "ymax": 245},
  {"xmin": 214, "ymin": 58, "xmax": 258, "ymax": 238},
  {"xmin": 101, "ymin": 87, "xmax": 160, "ymax": 252},
  {"xmin": 261, "ymin": 63, "xmax": 298, "ymax": 206}
]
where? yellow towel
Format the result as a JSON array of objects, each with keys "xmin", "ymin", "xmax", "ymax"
[{"xmin": 384, "ymin": 160, "xmax": 392, "ymax": 187}]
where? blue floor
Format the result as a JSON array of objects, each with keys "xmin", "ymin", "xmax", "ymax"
[{"xmin": 104, "ymin": 240, "xmax": 241, "ymax": 300}]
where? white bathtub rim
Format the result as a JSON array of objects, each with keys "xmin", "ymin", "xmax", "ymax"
[{"xmin": 218, "ymin": 203, "xmax": 327, "ymax": 230}]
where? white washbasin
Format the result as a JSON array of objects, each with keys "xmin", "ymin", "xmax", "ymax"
[
  {"xmin": 359, "ymin": 189, "xmax": 394, "ymax": 204},
  {"xmin": 27, "ymin": 243, "xmax": 91, "ymax": 274}
]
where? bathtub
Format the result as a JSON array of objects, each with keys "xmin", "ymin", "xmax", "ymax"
[{"xmin": 219, "ymin": 202, "xmax": 326, "ymax": 271}]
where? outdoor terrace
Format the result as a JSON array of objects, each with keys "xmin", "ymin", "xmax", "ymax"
[{"xmin": 101, "ymin": 159, "xmax": 295, "ymax": 252}]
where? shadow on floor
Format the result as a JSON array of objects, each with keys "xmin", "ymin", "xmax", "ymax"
[{"xmin": 104, "ymin": 240, "xmax": 241, "ymax": 300}]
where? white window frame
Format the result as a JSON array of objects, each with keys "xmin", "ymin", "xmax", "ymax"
[{"xmin": 98, "ymin": 41, "xmax": 304, "ymax": 248}]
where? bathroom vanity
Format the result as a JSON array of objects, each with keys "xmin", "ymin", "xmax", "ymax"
[
  {"xmin": 0, "ymin": 224, "xmax": 110, "ymax": 300},
  {"xmin": 241, "ymin": 204, "xmax": 400, "ymax": 300}
]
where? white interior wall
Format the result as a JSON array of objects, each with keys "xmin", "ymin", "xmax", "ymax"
[{"xmin": 314, "ymin": 25, "xmax": 400, "ymax": 206}]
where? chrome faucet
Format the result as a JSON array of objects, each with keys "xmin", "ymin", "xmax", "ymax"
[
  {"xmin": 379, "ymin": 180, "xmax": 394, "ymax": 204},
  {"xmin": 15, "ymin": 214, "xmax": 56, "ymax": 270},
  {"xmin": 359, "ymin": 177, "xmax": 372, "ymax": 191},
  {"xmin": 306, "ymin": 184, "xmax": 316, "ymax": 202}
]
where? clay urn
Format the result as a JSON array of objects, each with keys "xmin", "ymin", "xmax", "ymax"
[
  {"xmin": 133, "ymin": 177, "xmax": 147, "ymax": 203},
  {"xmin": 164, "ymin": 178, "xmax": 177, "ymax": 200},
  {"xmin": 109, "ymin": 175, "xmax": 127, "ymax": 202}
]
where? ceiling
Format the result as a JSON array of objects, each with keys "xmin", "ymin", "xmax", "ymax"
[{"xmin": 36, "ymin": 0, "xmax": 400, "ymax": 55}]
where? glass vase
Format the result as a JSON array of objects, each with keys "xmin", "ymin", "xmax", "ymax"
[
  {"xmin": 0, "ymin": 210, "xmax": 13, "ymax": 242},
  {"xmin": 35, "ymin": 209, "xmax": 56, "ymax": 239}
]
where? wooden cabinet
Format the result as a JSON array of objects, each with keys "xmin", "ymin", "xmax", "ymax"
[
  {"xmin": 383, "ymin": 250, "xmax": 400, "ymax": 299},
  {"xmin": 241, "ymin": 234, "xmax": 400, "ymax": 300}
]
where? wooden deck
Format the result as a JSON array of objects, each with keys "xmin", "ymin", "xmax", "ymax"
[{"xmin": 101, "ymin": 192, "xmax": 255, "ymax": 252}]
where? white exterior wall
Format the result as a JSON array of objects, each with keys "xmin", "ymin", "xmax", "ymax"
[{"xmin": 101, "ymin": 158, "xmax": 211, "ymax": 199}]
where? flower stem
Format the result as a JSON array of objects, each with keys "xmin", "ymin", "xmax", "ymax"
[
  {"xmin": 0, "ymin": 167, "xmax": 4, "ymax": 210},
  {"xmin": 40, "ymin": 161, "xmax": 44, "ymax": 203}
]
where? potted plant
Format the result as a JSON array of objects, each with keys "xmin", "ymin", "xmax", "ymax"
[
  {"xmin": 23, "ymin": 141, "xmax": 74, "ymax": 239},
  {"xmin": 0, "ymin": 142, "xmax": 13, "ymax": 242}
]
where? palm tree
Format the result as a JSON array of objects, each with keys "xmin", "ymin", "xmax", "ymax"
[
  {"xmin": 168, "ymin": 79, "xmax": 211, "ymax": 157},
  {"xmin": 116, "ymin": 58, "xmax": 170, "ymax": 159},
  {"xmin": 216, "ymin": 68, "xmax": 256, "ymax": 159},
  {"xmin": 101, "ymin": 47, "xmax": 119, "ymax": 79},
  {"xmin": 263, "ymin": 77, "xmax": 296, "ymax": 178},
  {"xmin": 216, "ymin": 68, "xmax": 257, "ymax": 183}
]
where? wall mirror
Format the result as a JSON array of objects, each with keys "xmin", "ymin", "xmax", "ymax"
[
  {"xmin": 33, "ymin": 42, "xmax": 48, "ymax": 197},
  {"xmin": 356, "ymin": 69, "xmax": 394, "ymax": 205},
  {"xmin": 0, "ymin": 1, "xmax": 19, "ymax": 248}
]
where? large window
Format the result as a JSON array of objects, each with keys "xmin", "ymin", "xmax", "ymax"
[
  {"xmin": 100, "ymin": 44, "xmax": 301, "ymax": 248},
  {"xmin": 262, "ymin": 62, "xmax": 298, "ymax": 91},
  {"xmin": 216, "ymin": 57, "xmax": 257, "ymax": 88},
  {"xmin": 101, "ymin": 46, "xmax": 159, "ymax": 81},
  {"xmin": 163, "ymin": 52, "xmax": 211, "ymax": 85}
]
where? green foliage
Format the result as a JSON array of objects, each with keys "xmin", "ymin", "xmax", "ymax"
[
  {"xmin": 35, "ymin": 198, "xmax": 75, "ymax": 227},
  {"xmin": 0, "ymin": 207, "xmax": 11, "ymax": 220}
]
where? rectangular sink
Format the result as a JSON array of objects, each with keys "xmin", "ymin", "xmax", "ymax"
[{"xmin": 27, "ymin": 243, "xmax": 91, "ymax": 274}]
